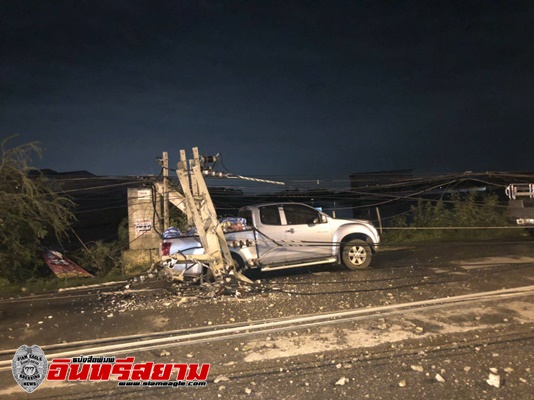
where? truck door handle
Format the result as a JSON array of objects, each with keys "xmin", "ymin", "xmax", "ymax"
[{"xmin": 286, "ymin": 228, "xmax": 295, "ymax": 234}]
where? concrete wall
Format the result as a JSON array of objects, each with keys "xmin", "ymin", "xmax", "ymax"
[{"xmin": 127, "ymin": 187, "xmax": 162, "ymax": 251}]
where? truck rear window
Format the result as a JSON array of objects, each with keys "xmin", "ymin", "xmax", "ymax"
[
  {"xmin": 259, "ymin": 205, "xmax": 281, "ymax": 225},
  {"xmin": 238, "ymin": 210, "xmax": 253, "ymax": 226}
]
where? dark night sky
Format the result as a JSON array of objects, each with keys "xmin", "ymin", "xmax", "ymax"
[{"xmin": 2, "ymin": 1, "xmax": 534, "ymax": 182}]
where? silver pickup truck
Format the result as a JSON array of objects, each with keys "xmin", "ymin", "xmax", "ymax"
[{"xmin": 160, "ymin": 202, "xmax": 380, "ymax": 276}]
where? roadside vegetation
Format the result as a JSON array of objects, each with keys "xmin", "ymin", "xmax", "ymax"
[
  {"xmin": 382, "ymin": 192, "xmax": 521, "ymax": 244},
  {"xmin": 0, "ymin": 136, "xmax": 75, "ymax": 284},
  {"xmin": 0, "ymin": 136, "xmax": 131, "ymax": 294}
]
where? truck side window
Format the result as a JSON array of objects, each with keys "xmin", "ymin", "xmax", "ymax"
[
  {"xmin": 238, "ymin": 210, "xmax": 253, "ymax": 227},
  {"xmin": 259, "ymin": 205, "xmax": 281, "ymax": 225},
  {"xmin": 283, "ymin": 204, "xmax": 319, "ymax": 225}
]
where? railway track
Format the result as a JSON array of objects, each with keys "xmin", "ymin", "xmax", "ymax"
[{"xmin": 1, "ymin": 284, "xmax": 533, "ymax": 371}]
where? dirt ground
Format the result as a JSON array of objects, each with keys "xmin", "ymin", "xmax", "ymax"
[{"xmin": 1, "ymin": 238, "xmax": 533, "ymax": 399}]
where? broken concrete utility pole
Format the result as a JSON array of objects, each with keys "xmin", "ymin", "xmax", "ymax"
[
  {"xmin": 155, "ymin": 147, "xmax": 234, "ymax": 280},
  {"xmin": 162, "ymin": 151, "xmax": 170, "ymax": 230}
]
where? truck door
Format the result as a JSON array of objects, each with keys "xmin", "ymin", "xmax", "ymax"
[
  {"xmin": 281, "ymin": 204, "xmax": 332, "ymax": 263},
  {"xmin": 254, "ymin": 205, "xmax": 286, "ymax": 265}
]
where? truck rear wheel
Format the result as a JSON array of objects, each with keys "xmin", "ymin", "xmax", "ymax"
[
  {"xmin": 231, "ymin": 252, "xmax": 260, "ymax": 280},
  {"xmin": 341, "ymin": 239, "xmax": 372, "ymax": 270},
  {"xmin": 231, "ymin": 252, "xmax": 245, "ymax": 272}
]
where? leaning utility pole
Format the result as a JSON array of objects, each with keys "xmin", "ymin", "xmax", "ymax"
[
  {"xmin": 155, "ymin": 147, "xmax": 234, "ymax": 280},
  {"xmin": 176, "ymin": 148, "xmax": 234, "ymax": 279},
  {"xmin": 162, "ymin": 151, "xmax": 170, "ymax": 230}
]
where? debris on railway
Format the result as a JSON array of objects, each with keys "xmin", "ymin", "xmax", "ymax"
[
  {"xmin": 335, "ymin": 377, "xmax": 349, "ymax": 386},
  {"xmin": 126, "ymin": 261, "xmax": 264, "ymax": 299},
  {"xmin": 486, "ymin": 372, "xmax": 501, "ymax": 388}
]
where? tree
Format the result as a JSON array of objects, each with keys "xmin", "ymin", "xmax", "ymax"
[{"xmin": 0, "ymin": 136, "xmax": 75, "ymax": 282}]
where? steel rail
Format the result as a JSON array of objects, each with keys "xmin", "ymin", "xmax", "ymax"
[{"xmin": 1, "ymin": 285, "xmax": 534, "ymax": 370}]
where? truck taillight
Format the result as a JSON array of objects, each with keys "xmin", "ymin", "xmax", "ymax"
[{"xmin": 161, "ymin": 242, "xmax": 172, "ymax": 256}]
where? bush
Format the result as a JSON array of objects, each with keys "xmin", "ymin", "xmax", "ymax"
[
  {"xmin": 0, "ymin": 136, "xmax": 75, "ymax": 282},
  {"xmin": 70, "ymin": 218, "xmax": 131, "ymax": 277},
  {"xmin": 383, "ymin": 192, "xmax": 515, "ymax": 243},
  {"xmin": 71, "ymin": 241, "xmax": 123, "ymax": 277}
]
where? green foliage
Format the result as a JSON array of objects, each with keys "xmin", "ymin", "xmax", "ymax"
[
  {"xmin": 0, "ymin": 136, "xmax": 75, "ymax": 282},
  {"xmin": 383, "ymin": 192, "xmax": 515, "ymax": 244},
  {"xmin": 117, "ymin": 217, "xmax": 130, "ymax": 249},
  {"xmin": 169, "ymin": 204, "xmax": 189, "ymax": 232},
  {"xmin": 71, "ymin": 219, "xmax": 131, "ymax": 277},
  {"xmin": 70, "ymin": 241, "xmax": 124, "ymax": 277},
  {"xmin": 383, "ymin": 214, "xmax": 410, "ymax": 243}
]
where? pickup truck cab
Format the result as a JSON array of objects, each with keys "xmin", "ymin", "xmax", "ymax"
[{"xmin": 161, "ymin": 202, "xmax": 380, "ymax": 276}]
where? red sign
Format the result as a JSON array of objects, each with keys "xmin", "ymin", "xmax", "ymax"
[{"xmin": 41, "ymin": 248, "xmax": 93, "ymax": 278}]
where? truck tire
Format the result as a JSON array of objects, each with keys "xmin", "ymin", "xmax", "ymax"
[
  {"xmin": 231, "ymin": 252, "xmax": 260, "ymax": 280},
  {"xmin": 231, "ymin": 252, "xmax": 245, "ymax": 272},
  {"xmin": 341, "ymin": 239, "xmax": 372, "ymax": 270}
]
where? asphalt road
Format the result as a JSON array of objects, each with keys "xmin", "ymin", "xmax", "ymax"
[{"xmin": 1, "ymin": 237, "xmax": 533, "ymax": 399}]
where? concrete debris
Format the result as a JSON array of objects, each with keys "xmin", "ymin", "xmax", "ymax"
[
  {"xmin": 464, "ymin": 366, "xmax": 471, "ymax": 372},
  {"xmin": 435, "ymin": 373, "xmax": 445, "ymax": 383},
  {"xmin": 489, "ymin": 368, "xmax": 498, "ymax": 374},
  {"xmin": 415, "ymin": 327, "xmax": 424, "ymax": 333},
  {"xmin": 486, "ymin": 373, "xmax": 501, "ymax": 388},
  {"xmin": 159, "ymin": 350, "xmax": 170, "ymax": 357},
  {"xmin": 218, "ymin": 385, "xmax": 226, "ymax": 391},
  {"xmin": 519, "ymin": 378, "xmax": 527, "ymax": 383},
  {"xmin": 245, "ymin": 387, "xmax": 252, "ymax": 394},
  {"xmin": 214, "ymin": 376, "xmax": 230, "ymax": 383},
  {"xmin": 335, "ymin": 377, "xmax": 349, "ymax": 386},
  {"xmin": 411, "ymin": 365, "xmax": 424, "ymax": 372},
  {"xmin": 398, "ymin": 380, "xmax": 407, "ymax": 387},
  {"xmin": 504, "ymin": 367, "xmax": 514, "ymax": 373}
]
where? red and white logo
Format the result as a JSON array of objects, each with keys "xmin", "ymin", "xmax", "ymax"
[{"xmin": 12, "ymin": 348, "xmax": 211, "ymax": 392}]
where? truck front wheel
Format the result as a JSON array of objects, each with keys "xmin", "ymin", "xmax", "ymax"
[{"xmin": 341, "ymin": 239, "xmax": 372, "ymax": 270}]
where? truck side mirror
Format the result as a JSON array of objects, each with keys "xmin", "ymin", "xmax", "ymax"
[{"xmin": 313, "ymin": 215, "xmax": 327, "ymax": 224}]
